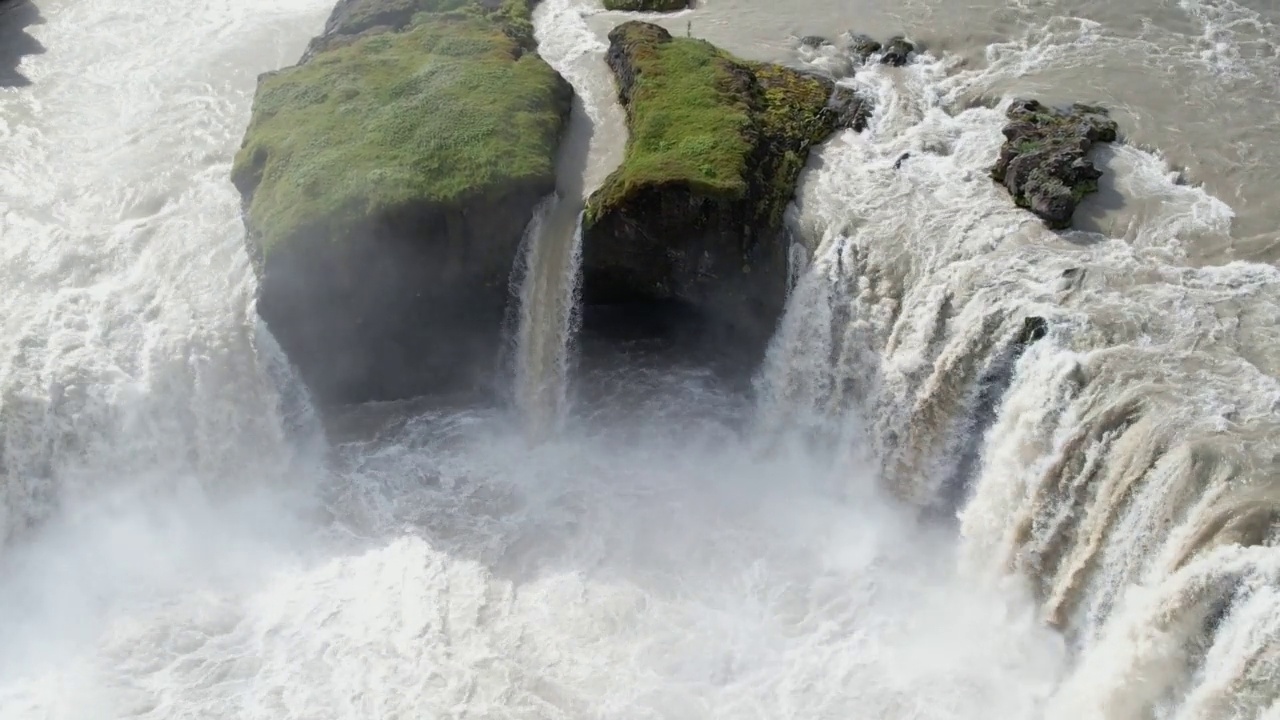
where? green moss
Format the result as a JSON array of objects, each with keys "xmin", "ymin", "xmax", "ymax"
[
  {"xmin": 1072, "ymin": 177, "xmax": 1099, "ymax": 202},
  {"xmin": 748, "ymin": 62, "xmax": 836, "ymax": 229},
  {"xmin": 232, "ymin": 9, "xmax": 570, "ymax": 257},
  {"xmin": 602, "ymin": 0, "xmax": 689, "ymax": 11},
  {"xmin": 326, "ymin": 0, "xmax": 476, "ymax": 37},
  {"xmin": 586, "ymin": 33, "xmax": 754, "ymax": 219},
  {"xmin": 586, "ymin": 23, "xmax": 836, "ymax": 231}
]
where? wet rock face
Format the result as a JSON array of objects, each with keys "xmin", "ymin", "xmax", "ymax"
[
  {"xmin": 231, "ymin": 0, "xmax": 572, "ymax": 406},
  {"xmin": 844, "ymin": 33, "xmax": 882, "ymax": 62},
  {"xmin": 990, "ymin": 98, "xmax": 1119, "ymax": 229},
  {"xmin": 880, "ymin": 35, "xmax": 914, "ymax": 66},
  {"xmin": 581, "ymin": 21, "xmax": 868, "ymax": 373}
]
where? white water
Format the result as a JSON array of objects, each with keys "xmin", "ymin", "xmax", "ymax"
[
  {"xmin": 764, "ymin": 35, "xmax": 1280, "ymax": 717},
  {"xmin": 1, "ymin": 0, "xmax": 1278, "ymax": 717},
  {"xmin": 509, "ymin": 199, "xmax": 585, "ymax": 435}
]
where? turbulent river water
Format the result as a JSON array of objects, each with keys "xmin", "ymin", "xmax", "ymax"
[{"xmin": 2, "ymin": 0, "xmax": 1279, "ymax": 717}]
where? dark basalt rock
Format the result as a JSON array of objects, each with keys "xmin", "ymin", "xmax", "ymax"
[
  {"xmin": 581, "ymin": 21, "xmax": 869, "ymax": 372},
  {"xmin": 1017, "ymin": 316, "xmax": 1049, "ymax": 346},
  {"xmin": 830, "ymin": 85, "xmax": 874, "ymax": 132},
  {"xmin": 799, "ymin": 35, "xmax": 830, "ymax": 48},
  {"xmin": 991, "ymin": 98, "xmax": 1119, "ymax": 229},
  {"xmin": 844, "ymin": 33, "xmax": 882, "ymax": 63},
  {"xmin": 880, "ymin": 35, "xmax": 914, "ymax": 66}
]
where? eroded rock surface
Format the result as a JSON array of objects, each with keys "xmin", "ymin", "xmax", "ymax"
[{"xmin": 991, "ymin": 98, "xmax": 1119, "ymax": 229}]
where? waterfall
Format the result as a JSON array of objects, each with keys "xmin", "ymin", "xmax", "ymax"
[
  {"xmin": 750, "ymin": 42, "xmax": 1280, "ymax": 717},
  {"xmin": 4, "ymin": 0, "xmax": 1280, "ymax": 716},
  {"xmin": 506, "ymin": 197, "xmax": 586, "ymax": 437}
]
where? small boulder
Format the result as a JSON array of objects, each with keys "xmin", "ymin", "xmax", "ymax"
[
  {"xmin": 1016, "ymin": 316, "xmax": 1049, "ymax": 346},
  {"xmin": 844, "ymin": 33, "xmax": 882, "ymax": 63},
  {"xmin": 799, "ymin": 35, "xmax": 830, "ymax": 48},
  {"xmin": 880, "ymin": 35, "xmax": 914, "ymax": 66},
  {"xmin": 990, "ymin": 99, "xmax": 1119, "ymax": 229}
]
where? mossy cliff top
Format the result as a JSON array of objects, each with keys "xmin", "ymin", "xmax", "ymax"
[
  {"xmin": 584, "ymin": 21, "xmax": 854, "ymax": 233},
  {"xmin": 231, "ymin": 0, "xmax": 571, "ymax": 258}
]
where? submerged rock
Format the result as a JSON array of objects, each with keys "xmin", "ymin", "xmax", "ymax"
[
  {"xmin": 880, "ymin": 35, "xmax": 914, "ymax": 66},
  {"xmin": 231, "ymin": 0, "xmax": 572, "ymax": 405},
  {"xmin": 990, "ymin": 98, "xmax": 1119, "ymax": 229},
  {"xmin": 1016, "ymin": 316, "xmax": 1049, "ymax": 346},
  {"xmin": 581, "ymin": 21, "xmax": 866, "ymax": 368},
  {"xmin": 799, "ymin": 35, "xmax": 830, "ymax": 48},
  {"xmin": 603, "ymin": 0, "xmax": 690, "ymax": 11}
]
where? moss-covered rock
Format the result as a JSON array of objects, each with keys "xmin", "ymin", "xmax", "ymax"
[
  {"xmin": 602, "ymin": 0, "xmax": 690, "ymax": 11},
  {"xmin": 580, "ymin": 21, "xmax": 865, "ymax": 367},
  {"xmin": 990, "ymin": 98, "xmax": 1118, "ymax": 229},
  {"xmin": 231, "ymin": 0, "xmax": 572, "ymax": 405}
]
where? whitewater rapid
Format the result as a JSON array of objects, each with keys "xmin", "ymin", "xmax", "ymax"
[
  {"xmin": 765, "ymin": 27, "xmax": 1280, "ymax": 718},
  {"xmin": 1, "ymin": 0, "xmax": 1279, "ymax": 717}
]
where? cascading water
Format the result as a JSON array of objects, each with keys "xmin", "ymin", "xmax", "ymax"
[
  {"xmin": 758, "ymin": 34, "xmax": 1280, "ymax": 717},
  {"xmin": 509, "ymin": 198, "xmax": 586, "ymax": 436},
  {"xmin": 2, "ymin": 0, "xmax": 1279, "ymax": 717}
]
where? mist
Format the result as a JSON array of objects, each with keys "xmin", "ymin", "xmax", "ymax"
[{"xmin": 0, "ymin": 359, "xmax": 1069, "ymax": 718}]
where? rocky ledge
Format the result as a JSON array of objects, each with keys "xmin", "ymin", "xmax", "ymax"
[
  {"xmin": 581, "ymin": 21, "xmax": 867, "ymax": 367},
  {"xmin": 990, "ymin": 98, "xmax": 1119, "ymax": 229},
  {"xmin": 231, "ymin": 0, "xmax": 572, "ymax": 406},
  {"xmin": 603, "ymin": 0, "xmax": 690, "ymax": 11}
]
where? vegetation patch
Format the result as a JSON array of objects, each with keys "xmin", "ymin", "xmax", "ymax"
[
  {"xmin": 585, "ymin": 21, "xmax": 846, "ymax": 232},
  {"xmin": 231, "ymin": 0, "xmax": 570, "ymax": 257}
]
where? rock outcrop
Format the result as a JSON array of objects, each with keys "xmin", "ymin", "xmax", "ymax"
[
  {"xmin": 990, "ymin": 98, "xmax": 1119, "ymax": 229},
  {"xmin": 581, "ymin": 21, "xmax": 866, "ymax": 368},
  {"xmin": 232, "ymin": 0, "xmax": 572, "ymax": 406},
  {"xmin": 879, "ymin": 36, "xmax": 914, "ymax": 66},
  {"xmin": 603, "ymin": 0, "xmax": 690, "ymax": 11},
  {"xmin": 844, "ymin": 33, "xmax": 882, "ymax": 63}
]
